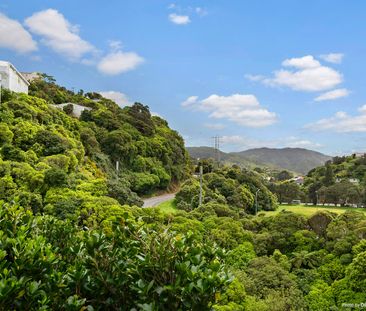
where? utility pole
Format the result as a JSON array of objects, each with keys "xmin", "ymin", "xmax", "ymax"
[
  {"xmin": 116, "ymin": 160, "xmax": 119, "ymax": 182},
  {"xmin": 255, "ymin": 189, "xmax": 261, "ymax": 215},
  {"xmin": 211, "ymin": 135, "xmax": 222, "ymax": 165},
  {"xmin": 199, "ymin": 164, "xmax": 203, "ymax": 206}
]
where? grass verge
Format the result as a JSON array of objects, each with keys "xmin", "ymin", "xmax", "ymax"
[
  {"xmin": 156, "ymin": 199, "xmax": 178, "ymax": 214},
  {"xmin": 262, "ymin": 204, "xmax": 366, "ymax": 217}
]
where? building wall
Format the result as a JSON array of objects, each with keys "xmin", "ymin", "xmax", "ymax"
[{"xmin": 0, "ymin": 61, "xmax": 29, "ymax": 94}]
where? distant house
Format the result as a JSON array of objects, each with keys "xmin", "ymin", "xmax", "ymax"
[
  {"xmin": 53, "ymin": 103, "xmax": 92, "ymax": 118},
  {"xmin": 291, "ymin": 176, "xmax": 305, "ymax": 185},
  {"xmin": 21, "ymin": 72, "xmax": 41, "ymax": 83},
  {"xmin": 335, "ymin": 177, "xmax": 360, "ymax": 184},
  {"xmin": 0, "ymin": 61, "xmax": 29, "ymax": 94}
]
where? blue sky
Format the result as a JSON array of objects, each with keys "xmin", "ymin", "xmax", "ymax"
[{"xmin": 1, "ymin": 1, "xmax": 366, "ymax": 155}]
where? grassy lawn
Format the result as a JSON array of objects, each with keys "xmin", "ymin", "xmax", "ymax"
[
  {"xmin": 156, "ymin": 201, "xmax": 366, "ymax": 217},
  {"xmin": 262, "ymin": 204, "xmax": 366, "ymax": 217},
  {"xmin": 156, "ymin": 199, "xmax": 178, "ymax": 214}
]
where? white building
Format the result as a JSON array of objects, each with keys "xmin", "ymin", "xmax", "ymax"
[
  {"xmin": 21, "ymin": 72, "xmax": 41, "ymax": 83},
  {"xmin": 53, "ymin": 103, "xmax": 92, "ymax": 118},
  {"xmin": 0, "ymin": 61, "xmax": 29, "ymax": 94}
]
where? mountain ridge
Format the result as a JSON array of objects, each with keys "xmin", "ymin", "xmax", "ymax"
[{"xmin": 187, "ymin": 146, "xmax": 332, "ymax": 174}]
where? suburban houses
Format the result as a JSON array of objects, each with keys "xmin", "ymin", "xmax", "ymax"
[{"xmin": 0, "ymin": 61, "xmax": 29, "ymax": 94}]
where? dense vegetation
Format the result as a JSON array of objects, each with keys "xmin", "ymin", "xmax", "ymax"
[
  {"xmin": 304, "ymin": 155, "xmax": 366, "ymax": 206},
  {"xmin": 2, "ymin": 193, "xmax": 366, "ymax": 309},
  {"xmin": 176, "ymin": 161, "xmax": 277, "ymax": 213},
  {"xmin": 0, "ymin": 77, "xmax": 189, "ymax": 217},
  {"xmin": 0, "ymin": 79, "xmax": 365, "ymax": 310}
]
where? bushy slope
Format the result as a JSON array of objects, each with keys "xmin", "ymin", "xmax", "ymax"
[{"xmin": 0, "ymin": 79, "xmax": 190, "ymax": 219}]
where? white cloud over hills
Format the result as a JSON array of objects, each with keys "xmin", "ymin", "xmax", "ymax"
[
  {"xmin": 306, "ymin": 105, "xmax": 366, "ymax": 132},
  {"xmin": 99, "ymin": 91, "xmax": 132, "ymax": 107},
  {"xmin": 319, "ymin": 53, "xmax": 344, "ymax": 64},
  {"xmin": 221, "ymin": 135, "xmax": 322, "ymax": 150},
  {"xmin": 97, "ymin": 50, "xmax": 144, "ymax": 75},
  {"xmin": 0, "ymin": 9, "xmax": 145, "ymax": 76},
  {"xmin": 314, "ymin": 88, "xmax": 349, "ymax": 101},
  {"xmin": 169, "ymin": 13, "xmax": 191, "ymax": 25},
  {"xmin": 247, "ymin": 55, "xmax": 349, "ymax": 101},
  {"xmin": 182, "ymin": 94, "xmax": 277, "ymax": 127},
  {"xmin": 0, "ymin": 13, "xmax": 37, "ymax": 53},
  {"xmin": 264, "ymin": 55, "xmax": 342, "ymax": 92},
  {"xmin": 25, "ymin": 9, "xmax": 94, "ymax": 60}
]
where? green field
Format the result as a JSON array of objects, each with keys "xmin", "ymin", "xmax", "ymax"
[
  {"xmin": 156, "ymin": 199, "xmax": 178, "ymax": 214},
  {"xmin": 262, "ymin": 204, "xmax": 366, "ymax": 217},
  {"xmin": 157, "ymin": 200, "xmax": 366, "ymax": 217}
]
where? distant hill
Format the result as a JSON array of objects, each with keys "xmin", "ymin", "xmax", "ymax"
[{"xmin": 187, "ymin": 146, "xmax": 332, "ymax": 174}]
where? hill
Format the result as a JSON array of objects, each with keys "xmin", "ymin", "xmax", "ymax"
[
  {"xmin": 0, "ymin": 77, "xmax": 190, "ymax": 217},
  {"xmin": 187, "ymin": 146, "xmax": 331, "ymax": 174}
]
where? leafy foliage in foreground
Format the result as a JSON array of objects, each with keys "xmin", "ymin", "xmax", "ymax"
[{"xmin": 0, "ymin": 204, "xmax": 230, "ymax": 310}]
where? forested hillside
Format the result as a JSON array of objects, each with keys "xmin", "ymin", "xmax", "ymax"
[
  {"xmin": 187, "ymin": 146, "xmax": 331, "ymax": 174},
  {"xmin": 0, "ymin": 76, "xmax": 190, "ymax": 217}
]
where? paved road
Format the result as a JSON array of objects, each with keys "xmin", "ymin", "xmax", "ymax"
[{"xmin": 143, "ymin": 192, "xmax": 176, "ymax": 208}]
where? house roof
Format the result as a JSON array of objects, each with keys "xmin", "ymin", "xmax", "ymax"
[{"xmin": 0, "ymin": 61, "xmax": 30, "ymax": 86}]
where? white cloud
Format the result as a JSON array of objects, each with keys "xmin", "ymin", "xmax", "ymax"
[
  {"xmin": 282, "ymin": 55, "xmax": 321, "ymax": 69},
  {"xmin": 248, "ymin": 55, "xmax": 343, "ymax": 92},
  {"xmin": 204, "ymin": 123, "xmax": 225, "ymax": 130},
  {"xmin": 108, "ymin": 40, "xmax": 123, "ymax": 51},
  {"xmin": 182, "ymin": 96, "xmax": 199, "ymax": 107},
  {"xmin": 314, "ymin": 88, "xmax": 349, "ymax": 101},
  {"xmin": 0, "ymin": 13, "xmax": 37, "ymax": 53},
  {"xmin": 221, "ymin": 135, "xmax": 321, "ymax": 150},
  {"xmin": 306, "ymin": 105, "xmax": 366, "ymax": 132},
  {"xmin": 285, "ymin": 137, "xmax": 322, "ymax": 148},
  {"xmin": 320, "ymin": 53, "xmax": 344, "ymax": 64},
  {"xmin": 182, "ymin": 94, "xmax": 277, "ymax": 127},
  {"xmin": 25, "ymin": 9, "xmax": 93, "ymax": 60},
  {"xmin": 99, "ymin": 91, "xmax": 132, "ymax": 107},
  {"xmin": 97, "ymin": 50, "xmax": 144, "ymax": 75},
  {"xmin": 169, "ymin": 13, "xmax": 191, "ymax": 25}
]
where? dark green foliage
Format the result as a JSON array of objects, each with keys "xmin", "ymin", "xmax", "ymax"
[
  {"xmin": 304, "ymin": 154, "xmax": 366, "ymax": 206},
  {"xmin": 63, "ymin": 103, "xmax": 74, "ymax": 115},
  {"xmin": 0, "ymin": 204, "xmax": 231, "ymax": 310},
  {"xmin": 0, "ymin": 77, "xmax": 189, "ymax": 213},
  {"xmin": 176, "ymin": 166, "xmax": 277, "ymax": 214},
  {"xmin": 44, "ymin": 167, "xmax": 68, "ymax": 188}
]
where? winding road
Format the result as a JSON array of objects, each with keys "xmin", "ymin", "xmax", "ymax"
[{"xmin": 142, "ymin": 192, "xmax": 176, "ymax": 208}]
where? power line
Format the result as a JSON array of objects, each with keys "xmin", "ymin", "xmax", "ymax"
[{"xmin": 211, "ymin": 135, "xmax": 222, "ymax": 164}]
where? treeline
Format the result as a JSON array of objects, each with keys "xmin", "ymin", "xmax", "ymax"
[
  {"xmin": 264, "ymin": 154, "xmax": 366, "ymax": 206},
  {"xmin": 305, "ymin": 155, "xmax": 366, "ymax": 206},
  {"xmin": 176, "ymin": 160, "xmax": 277, "ymax": 214}
]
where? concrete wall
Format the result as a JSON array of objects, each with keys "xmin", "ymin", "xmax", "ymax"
[{"xmin": 0, "ymin": 61, "xmax": 29, "ymax": 94}]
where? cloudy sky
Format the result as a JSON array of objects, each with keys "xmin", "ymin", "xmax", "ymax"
[{"xmin": 1, "ymin": 1, "xmax": 366, "ymax": 155}]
